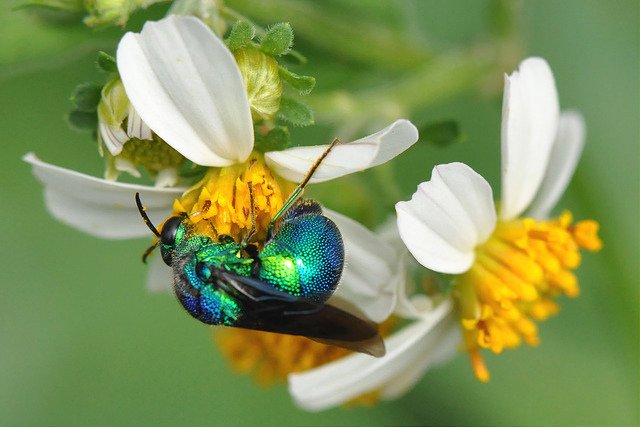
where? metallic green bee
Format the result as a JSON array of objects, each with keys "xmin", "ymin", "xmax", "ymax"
[{"xmin": 136, "ymin": 141, "xmax": 384, "ymax": 356}]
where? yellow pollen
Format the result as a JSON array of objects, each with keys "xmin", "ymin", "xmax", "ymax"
[
  {"xmin": 171, "ymin": 154, "xmax": 294, "ymax": 241},
  {"xmin": 456, "ymin": 210, "xmax": 601, "ymax": 381}
]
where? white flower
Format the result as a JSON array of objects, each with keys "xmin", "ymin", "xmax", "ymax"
[
  {"xmin": 394, "ymin": 57, "xmax": 597, "ymax": 384},
  {"xmin": 288, "ymin": 57, "xmax": 595, "ymax": 410},
  {"xmin": 396, "ymin": 57, "xmax": 584, "ymax": 273},
  {"xmin": 289, "ymin": 295, "xmax": 460, "ymax": 411},
  {"xmin": 25, "ymin": 15, "xmax": 420, "ymax": 322}
]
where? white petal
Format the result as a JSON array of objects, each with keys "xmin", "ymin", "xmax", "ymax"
[
  {"xmin": 526, "ymin": 111, "xmax": 586, "ymax": 219},
  {"xmin": 117, "ymin": 16, "xmax": 253, "ymax": 166},
  {"xmin": 24, "ymin": 153, "xmax": 183, "ymax": 239},
  {"xmin": 114, "ymin": 157, "xmax": 141, "ymax": 178},
  {"xmin": 380, "ymin": 310, "xmax": 459, "ymax": 399},
  {"xmin": 396, "ymin": 163, "xmax": 496, "ymax": 274},
  {"xmin": 265, "ymin": 119, "xmax": 418, "ymax": 184},
  {"xmin": 126, "ymin": 104, "xmax": 153, "ymax": 140},
  {"xmin": 146, "ymin": 254, "xmax": 173, "ymax": 293},
  {"xmin": 500, "ymin": 57, "xmax": 560, "ymax": 220},
  {"xmin": 288, "ymin": 300, "xmax": 456, "ymax": 411},
  {"xmin": 155, "ymin": 167, "xmax": 179, "ymax": 188},
  {"xmin": 392, "ymin": 257, "xmax": 435, "ymax": 319},
  {"xmin": 324, "ymin": 209, "xmax": 399, "ymax": 322},
  {"xmin": 376, "ymin": 215, "xmax": 407, "ymax": 253},
  {"xmin": 355, "ymin": 217, "xmax": 434, "ymax": 320},
  {"xmin": 99, "ymin": 122, "xmax": 129, "ymax": 156}
]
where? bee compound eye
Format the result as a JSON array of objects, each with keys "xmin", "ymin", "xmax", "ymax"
[
  {"xmin": 196, "ymin": 262, "xmax": 212, "ymax": 281},
  {"xmin": 160, "ymin": 216, "xmax": 183, "ymax": 246}
]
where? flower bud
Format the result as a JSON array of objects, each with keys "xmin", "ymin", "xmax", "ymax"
[
  {"xmin": 234, "ymin": 48, "xmax": 283, "ymax": 121},
  {"xmin": 84, "ymin": 0, "xmax": 131, "ymax": 27}
]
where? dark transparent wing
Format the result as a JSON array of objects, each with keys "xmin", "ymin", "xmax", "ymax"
[{"xmin": 216, "ymin": 271, "xmax": 386, "ymax": 357}]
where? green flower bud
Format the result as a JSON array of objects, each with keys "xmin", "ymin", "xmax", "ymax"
[
  {"xmin": 234, "ymin": 48, "xmax": 283, "ymax": 122},
  {"xmin": 96, "ymin": 78, "xmax": 184, "ymax": 186},
  {"xmin": 97, "ymin": 78, "xmax": 129, "ymax": 128}
]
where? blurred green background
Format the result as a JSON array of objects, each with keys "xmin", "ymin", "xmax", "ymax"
[{"xmin": 1, "ymin": 0, "xmax": 637, "ymax": 424}]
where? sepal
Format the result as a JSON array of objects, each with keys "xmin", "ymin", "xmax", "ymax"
[
  {"xmin": 260, "ymin": 23, "xmax": 294, "ymax": 56},
  {"xmin": 278, "ymin": 66, "xmax": 316, "ymax": 95},
  {"xmin": 254, "ymin": 125, "xmax": 291, "ymax": 152},
  {"xmin": 70, "ymin": 82, "xmax": 102, "ymax": 112},
  {"xmin": 225, "ymin": 20, "xmax": 256, "ymax": 51},
  {"xmin": 97, "ymin": 51, "xmax": 118, "ymax": 73},
  {"xmin": 277, "ymin": 97, "xmax": 314, "ymax": 127},
  {"xmin": 67, "ymin": 110, "xmax": 98, "ymax": 132}
]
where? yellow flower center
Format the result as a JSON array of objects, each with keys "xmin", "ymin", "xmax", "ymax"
[
  {"xmin": 172, "ymin": 153, "xmax": 293, "ymax": 241},
  {"xmin": 454, "ymin": 211, "xmax": 602, "ymax": 382}
]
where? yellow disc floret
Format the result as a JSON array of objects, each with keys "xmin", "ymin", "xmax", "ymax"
[
  {"xmin": 454, "ymin": 211, "xmax": 602, "ymax": 382},
  {"xmin": 172, "ymin": 153, "xmax": 293, "ymax": 242}
]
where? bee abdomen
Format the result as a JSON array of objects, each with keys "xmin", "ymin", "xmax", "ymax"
[{"xmin": 259, "ymin": 214, "xmax": 344, "ymax": 302}]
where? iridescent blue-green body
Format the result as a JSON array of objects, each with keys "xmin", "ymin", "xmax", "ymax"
[
  {"xmin": 258, "ymin": 199, "xmax": 343, "ymax": 302},
  {"xmin": 161, "ymin": 198, "xmax": 344, "ymax": 326}
]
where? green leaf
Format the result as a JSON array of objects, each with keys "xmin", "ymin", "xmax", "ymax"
[
  {"xmin": 97, "ymin": 51, "xmax": 117, "ymax": 73},
  {"xmin": 70, "ymin": 82, "xmax": 102, "ymax": 112},
  {"xmin": 225, "ymin": 20, "xmax": 255, "ymax": 51},
  {"xmin": 419, "ymin": 120, "xmax": 461, "ymax": 147},
  {"xmin": 67, "ymin": 109, "xmax": 97, "ymax": 132},
  {"xmin": 260, "ymin": 23, "xmax": 293, "ymax": 56},
  {"xmin": 254, "ymin": 125, "xmax": 291, "ymax": 152},
  {"xmin": 278, "ymin": 66, "xmax": 315, "ymax": 95},
  {"xmin": 277, "ymin": 97, "xmax": 314, "ymax": 127}
]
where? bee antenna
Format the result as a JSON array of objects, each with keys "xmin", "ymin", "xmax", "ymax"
[
  {"xmin": 242, "ymin": 181, "xmax": 257, "ymax": 246},
  {"xmin": 269, "ymin": 138, "xmax": 341, "ymax": 227},
  {"xmin": 135, "ymin": 192, "xmax": 161, "ymax": 238},
  {"xmin": 298, "ymin": 137, "xmax": 341, "ymax": 190},
  {"xmin": 142, "ymin": 241, "xmax": 159, "ymax": 264}
]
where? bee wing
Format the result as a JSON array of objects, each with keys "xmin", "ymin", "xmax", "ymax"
[{"xmin": 216, "ymin": 271, "xmax": 386, "ymax": 357}]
